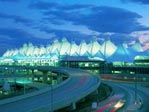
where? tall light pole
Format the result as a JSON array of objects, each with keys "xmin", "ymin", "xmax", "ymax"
[
  {"xmin": 50, "ymin": 72, "xmax": 53, "ymax": 112},
  {"xmin": 23, "ymin": 78, "xmax": 26, "ymax": 94},
  {"xmin": 134, "ymin": 66, "xmax": 138, "ymax": 104}
]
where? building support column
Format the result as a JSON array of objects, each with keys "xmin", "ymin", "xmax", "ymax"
[
  {"xmin": 50, "ymin": 72, "xmax": 53, "ymax": 85},
  {"xmin": 31, "ymin": 69, "xmax": 34, "ymax": 82},
  {"xmin": 42, "ymin": 71, "xmax": 48, "ymax": 83},
  {"xmin": 57, "ymin": 72, "xmax": 62, "ymax": 84}
]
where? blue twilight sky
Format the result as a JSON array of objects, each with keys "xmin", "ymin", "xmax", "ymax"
[{"xmin": 0, "ymin": 0, "xmax": 149, "ymax": 55}]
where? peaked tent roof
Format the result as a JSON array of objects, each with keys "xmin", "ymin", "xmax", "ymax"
[
  {"xmin": 78, "ymin": 40, "xmax": 88, "ymax": 56},
  {"xmin": 59, "ymin": 38, "xmax": 71, "ymax": 55},
  {"xmin": 3, "ymin": 50, "xmax": 10, "ymax": 57},
  {"xmin": 130, "ymin": 41, "xmax": 143, "ymax": 52},
  {"xmin": 46, "ymin": 44, "xmax": 52, "ymax": 54},
  {"xmin": 69, "ymin": 41, "xmax": 79, "ymax": 56},
  {"xmin": 26, "ymin": 43, "xmax": 34, "ymax": 56},
  {"xmin": 50, "ymin": 39, "xmax": 61, "ymax": 53},
  {"xmin": 88, "ymin": 39, "xmax": 101, "ymax": 56},
  {"xmin": 82, "ymin": 51, "xmax": 91, "ymax": 57},
  {"xmin": 2, "ymin": 37, "xmax": 149, "ymax": 62},
  {"xmin": 94, "ymin": 51, "xmax": 104, "ymax": 59},
  {"xmin": 107, "ymin": 44, "xmax": 135, "ymax": 62},
  {"xmin": 71, "ymin": 52, "xmax": 79, "ymax": 56},
  {"xmin": 100, "ymin": 38, "xmax": 117, "ymax": 60}
]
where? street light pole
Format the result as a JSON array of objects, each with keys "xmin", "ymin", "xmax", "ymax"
[
  {"xmin": 134, "ymin": 67, "xmax": 138, "ymax": 104},
  {"xmin": 23, "ymin": 78, "xmax": 25, "ymax": 94},
  {"xmin": 50, "ymin": 72, "xmax": 53, "ymax": 112}
]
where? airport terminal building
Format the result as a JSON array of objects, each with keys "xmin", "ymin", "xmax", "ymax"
[{"xmin": 0, "ymin": 38, "xmax": 149, "ymax": 74}]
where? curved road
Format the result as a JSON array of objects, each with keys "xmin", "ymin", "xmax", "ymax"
[
  {"xmin": 102, "ymin": 80, "xmax": 149, "ymax": 112},
  {"xmin": 0, "ymin": 66, "xmax": 100, "ymax": 112}
]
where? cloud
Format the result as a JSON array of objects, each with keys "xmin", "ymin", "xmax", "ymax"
[
  {"xmin": 0, "ymin": 28, "xmax": 31, "ymax": 55},
  {"xmin": 40, "ymin": 3, "xmax": 149, "ymax": 34},
  {"xmin": 0, "ymin": 28, "xmax": 33, "ymax": 41},
  {"xmin": 38, "ymin": 26, "xmax": 134, "ymax": 45},
  {"xmin": 142, "ymin": 43, "xmax": 149, "ymax": 50},
  {"xmin": 121, "ymin": 0, "xmax": 149, "ymax": 4},
  {"xmin": 0, "ymin": 43, "xmax": 15, "ymax": 56},
  {"xmin": 39, "ymin": 28, "xmax": 99, "ymax": 44},
  {"xmin": 29, "ymin": 1, "xmax": 92, "ymax": 11},
  {"xmin": 29, "ymin": 1, "xmax": 149, "ymax": 33},
  {"xmin": 110, "ymin": 33, "xmax": 136, "ymax": 45},
  {"xmin": 0, "ymin": 12, "xmax": 32, "ymax": 25},
  {"xmin": 0, "ymin": 28, "xmax": 51, "ymax": 45},
  {"xmin": 129, "ymin": 30, "xmax": 149, "ymax": 50},
  {"xmin": 30, "ymin": 2, "xmax": 149, "ymax": 45},
  {"xmin": 130, "ymin": 30, "xmax": 149, "ymax": 44},
  {"xmin": 38, "ymin": 21, "xmax": 101, "ymax": 36}
]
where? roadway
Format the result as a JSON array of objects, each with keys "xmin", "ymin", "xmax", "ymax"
[
  {"xmin": 0, "ymin": 67, "xmax": 100, "ymax": 112},
  {"xmin": 98, "ymin": 80, "xmax": 149, "ymax": 112}
]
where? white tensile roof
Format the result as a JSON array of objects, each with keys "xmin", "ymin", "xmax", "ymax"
[
  {"xmin": 26, "ymin": 43, "xmax": 34, "ymax": 56},
  {"xmin": 69, "ymin": 41, "xmax": 79, "ymax": 56},
  {"xmin": 100, "ymin": 38, "xmax": 117, "ymax": 60},
  {"xmin": 94, "ymin": 51, "xmax": 104, "ymax": 59},
  {"xmin": 130, "ymin": 41, "xmax": 143, "ymax": 52},
  {"xmin": 39, "ymin": 45, "xmax": 46, "ymax": 56},
  {"xmin": 59, "ymin": 37, "xmax": 71, "ymax": 55},
  {"xmin": 2, "ymin": 38, "xmax": 149, "ymax": 62},
  {"xmin": 107, "ymin": 44, "xmax": 136, "ymax": 62},
  {"xmin": 88, "ymin": 39, "xmax": 101, "ymax": 56},
  {"xmin": 50, "ymin": 39, "xmax": 61, "ymax": 54},
  {"xmin": 78, "ymin": 40, "xmax": 88, "ymax": 56}
]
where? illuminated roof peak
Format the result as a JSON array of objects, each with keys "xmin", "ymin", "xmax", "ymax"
[
  {"xmin": 61, "ymin": 37, "xmax": 68, "ymax": 42},
  {"xmin": 101, "ymin": 38, "xmax": 117, "ymax": 59},
  {"xmin": 131, "ymin": 41, "xmax": 143, "ymax": 52}
]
